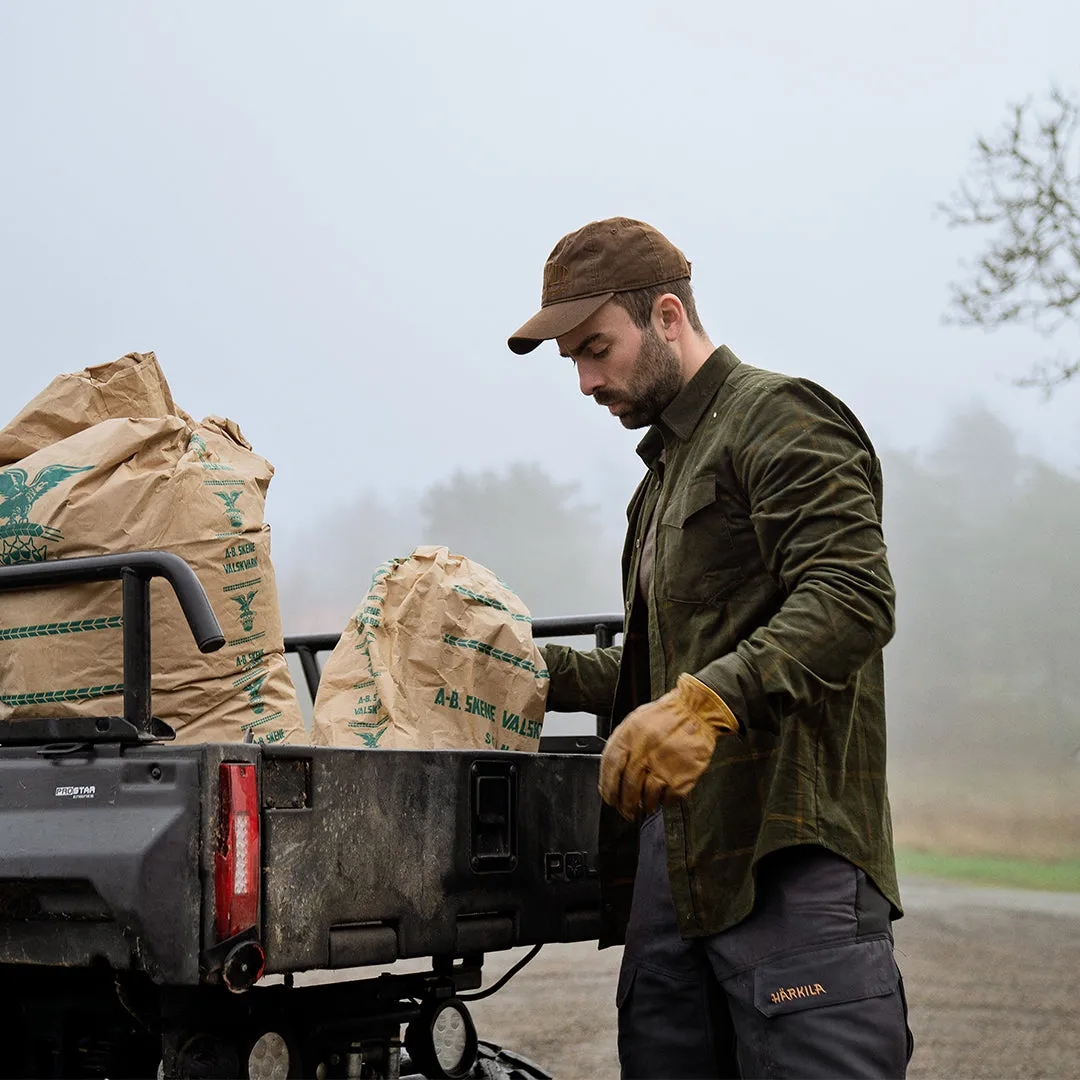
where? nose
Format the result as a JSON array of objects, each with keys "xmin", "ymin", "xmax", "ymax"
[{"xmin": 576, "ymin": 359, "xmax": 604, "ymax": 398}]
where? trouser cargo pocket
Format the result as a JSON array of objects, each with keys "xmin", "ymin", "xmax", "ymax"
[
  {"xmin": 724, "ymin": 937, "xmax": 911, "ymax": 1079},
  {"xmin": 617, "ymin": 960, "xmax": 726, "ymax": 1080}
]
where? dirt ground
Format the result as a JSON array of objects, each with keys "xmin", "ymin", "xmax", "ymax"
[{"xmin": 465, "ymin": 877, "xmax": 1080, "ymax": 1079}]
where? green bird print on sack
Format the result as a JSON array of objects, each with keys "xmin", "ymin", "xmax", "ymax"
[{"xmin": 0, "ymin": 464, "xmax": 93, "ymax": 565}]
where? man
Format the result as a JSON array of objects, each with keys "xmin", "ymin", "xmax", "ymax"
[{"xmin": 508, "ymin": 218, "xmax": 913, "ymax": 1079}]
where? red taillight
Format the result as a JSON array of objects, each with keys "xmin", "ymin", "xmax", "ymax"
[{"xmin": 215, "ymin": 763, "xmax": 260, "ymax": 941}]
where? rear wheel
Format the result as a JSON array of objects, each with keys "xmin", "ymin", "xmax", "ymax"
[{"xmin": 0, "ymin": 965, "xmax": 160, "ymax": 1079}]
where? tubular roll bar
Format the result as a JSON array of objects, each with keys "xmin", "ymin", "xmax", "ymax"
[{"xmin": 0, "ymin": 551, "xmax": 225, "ymax": 739}]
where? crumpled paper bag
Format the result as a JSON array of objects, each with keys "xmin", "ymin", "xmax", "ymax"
[
  {"xmin": 312, "ymin": 546, "xmax": 549, "ymax": 750},
  {"xmin": 0, "ymin": 352, "xmax": 304, "ymax": 745}
]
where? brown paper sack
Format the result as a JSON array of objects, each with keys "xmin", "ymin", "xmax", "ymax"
[
  {"xmin": 312, "ymin": 546, "xmax": 549, "ymax": 750},
  {"xmin": 0, "ymin": 352, "xmax": 304, "ymax": 745}
]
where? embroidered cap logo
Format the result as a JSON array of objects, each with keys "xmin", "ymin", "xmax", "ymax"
[{"xmin": 543, "ymin": 262, "xmax": 571, "ymax": 297}]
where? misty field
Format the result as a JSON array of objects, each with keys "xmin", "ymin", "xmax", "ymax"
[{"xmin": 888, "ymin": 762, "xmax": 1080, "ymax": 863}]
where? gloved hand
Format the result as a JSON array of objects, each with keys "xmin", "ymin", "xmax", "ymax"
[{"xmin": 599, "ymin": 673, "xmax": 740, "ymax": 820}]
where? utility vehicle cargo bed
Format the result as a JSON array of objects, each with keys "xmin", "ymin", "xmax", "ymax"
[
  {"xmin": 0, "ymin": 740, "xmax": 601, "ymax": 985},
  {"xmin": 0, "ymin": 552, "xmax": 611, "ymax": 995}
]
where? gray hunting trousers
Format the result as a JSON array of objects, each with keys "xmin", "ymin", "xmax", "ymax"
[{"xmin": 617, "ymin": 815, "xmax": 913, "ymax": 1079}]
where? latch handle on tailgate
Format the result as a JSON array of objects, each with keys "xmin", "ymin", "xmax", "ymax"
[{"xmin": 470, "ymin": 760, "xmax": 518, "ymax": 873}]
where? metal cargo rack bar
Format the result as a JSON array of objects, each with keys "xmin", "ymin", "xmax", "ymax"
[{"xmin": 284, "ymin": 614, "xmax": 625, "ymax": 742}]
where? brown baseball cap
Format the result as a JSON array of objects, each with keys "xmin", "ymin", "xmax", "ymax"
[{"xmin": 507, "ymin": 217, "xmax": 691, "ymax": 354}]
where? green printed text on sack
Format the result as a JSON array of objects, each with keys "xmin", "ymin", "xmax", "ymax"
[
  {"xmin": 432, "ymin": 687, "xmax": 497, "ymax": 721},
  {"xmin": 500, "ymin": 709, "xmax": 541, "ymax": 740}
]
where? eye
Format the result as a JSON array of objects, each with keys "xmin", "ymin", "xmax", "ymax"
[{"xmin": 589, "ymin": 347, "xmax": 609, "ymax": 360}]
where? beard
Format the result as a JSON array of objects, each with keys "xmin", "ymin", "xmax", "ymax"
[{"xmin": 595, "ymin": 326, "xmax": 683, "ymax": 429}]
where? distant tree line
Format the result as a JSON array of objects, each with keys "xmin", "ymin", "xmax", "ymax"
[
  {"xmin": 276, "ymin": 462, "xmax": 623, "ymax": 634},
  {"xmin": 884, "ymin": 407, "xmax": 1080, "ymax": 769}
]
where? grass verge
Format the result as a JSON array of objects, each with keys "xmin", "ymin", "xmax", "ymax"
[{"xmin": 896, "ymin": 847, "xmax": 1080, "ymax": 892}]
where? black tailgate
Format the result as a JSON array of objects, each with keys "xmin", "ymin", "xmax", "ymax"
[{"xmin": 260, "ymin": 745, "xmax": 601, "ymax": 972}]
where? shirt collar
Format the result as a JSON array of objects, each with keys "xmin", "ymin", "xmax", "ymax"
[{"xmin": 636, "ymin": 346, "xmax": 741, "ymax": 471}]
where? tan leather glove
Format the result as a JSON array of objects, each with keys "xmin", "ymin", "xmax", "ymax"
[{"xmin": 599, "ymin": 673, "xmax": 740, "ymax": 821}]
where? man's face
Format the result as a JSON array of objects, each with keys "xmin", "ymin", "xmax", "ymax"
[{"xmin": 556, "ymin": 301, "xmax": 683, "ymax": 430}]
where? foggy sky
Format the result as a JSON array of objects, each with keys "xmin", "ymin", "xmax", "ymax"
[{"xmin": 2, "ymin": 0, "xmax": 1079, "ymax": 552}]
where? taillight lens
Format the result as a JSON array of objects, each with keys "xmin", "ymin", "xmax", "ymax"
[{"xmin": 215, "ymin": 763, "xmax": 260, "ymax": 941}]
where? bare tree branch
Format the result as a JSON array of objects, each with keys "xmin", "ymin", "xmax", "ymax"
[{"xmin": 941, "ymin": 87, "xmax": 1080, "ymax": 391}]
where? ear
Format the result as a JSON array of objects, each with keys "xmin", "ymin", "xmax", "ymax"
[{"xmin": 654, "ymin": 294, "xmax": 684, "ymax": 343}]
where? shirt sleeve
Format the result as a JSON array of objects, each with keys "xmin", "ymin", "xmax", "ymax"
[
  {"xmin": 694, "ymin": 379, "xmax": 895, "ymax": 735},
  {"xmin": 540, "ymin": 642, "xmax": 622, "ymax": 714}
]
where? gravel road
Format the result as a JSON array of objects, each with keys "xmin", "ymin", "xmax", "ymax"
[{"xmin": 466, "ymin": 877, "xmax": 1080, "ymax": 1079}]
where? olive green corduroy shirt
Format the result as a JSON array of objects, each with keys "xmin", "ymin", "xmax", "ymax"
[{"xmin": 543, "ymin": 346, "xmax": 901, "ymax": 945}]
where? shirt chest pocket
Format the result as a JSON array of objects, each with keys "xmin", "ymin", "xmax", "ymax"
[{"xmin": 658, "ymin": 475, "xmax": 747, "ymax": 605}]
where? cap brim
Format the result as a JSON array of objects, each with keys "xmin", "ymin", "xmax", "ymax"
[{"xmin": 507, "ymin": 292, "xmax": 615, "ymax": 354}]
